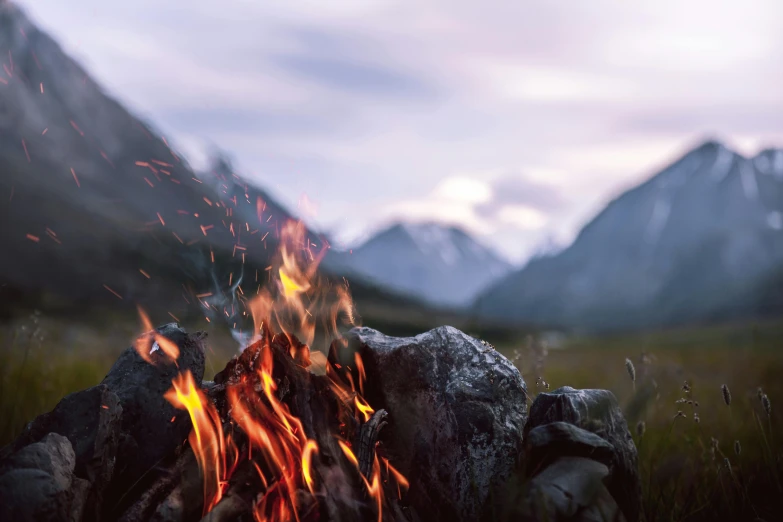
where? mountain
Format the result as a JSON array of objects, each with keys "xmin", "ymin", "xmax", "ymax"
[
  {"xmin": 0, "ymin": 3, "xmax": 422, "ymax": 331},
  {"xmin": 0, "ymin": 2, "xmax": 300, "ymax": 305},
  {"xmin": 337, "ymin": 222, "xmax": 512, "ymax": 307},
  {"xmin": 475, "ymin": 140, "xmax": 783, "ymax": 331}
]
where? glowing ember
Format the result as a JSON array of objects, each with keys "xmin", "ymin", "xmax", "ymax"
[{"xmin": 103, "ymin": 284, "xmax": 122, "ymax": 300}]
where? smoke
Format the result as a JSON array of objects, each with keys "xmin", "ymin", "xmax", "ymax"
[{"xmin": 199, "ymin": 264, "xmax": 254, "ymax": 352}]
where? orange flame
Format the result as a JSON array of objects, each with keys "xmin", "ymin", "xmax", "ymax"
[
  {"xmin": 355, "ymin": 396, "xmax": 375, "ymax": 423},
  {"xmin": 301, "ymin": 440, "xmax": 319, "ymax": 495},
  {"xmin": 138, "ymin": 219, "xmax": 407, "ymax": 520},
  {"xmin": 337, "ymin": 441, "xmax": 384, "ymax": 522},
  {"xmin": 134, "ymin": 306, "xmax": 180, "ymax": 364},
  {"xmin": 165, "ymin": 370, "xmax": 229, "ymax": 513},
  {"xmin": 247, "ymin": 220, "xmax": 354, "ymax": 359}
]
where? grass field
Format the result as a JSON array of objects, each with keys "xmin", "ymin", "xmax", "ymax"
[
  {"xmin": 1, "ymin": 308, "xmax": 781, "ymax": 521},
  {"xmin": 502, "ymin": 320, "xmax": 783, "ymax": 521}
]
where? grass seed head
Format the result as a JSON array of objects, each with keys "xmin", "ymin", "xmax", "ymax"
[
  {"xmin": 625, "ymin": 358, "xmax": 636, "ymax": 383},
  {"xmin": 721, "ymin": 384, "xmax": 731, "ymax": 406},
  {"xmin": 757, "ymin": 387, "xmax": 764, "ymax": 402},
  {"xmin": 762, "ymin": 394, "xmax": 771, "ymax": 417},
  {"xmin": 636, "ymin": 420, "xmax": 646, "ymax": 437}
]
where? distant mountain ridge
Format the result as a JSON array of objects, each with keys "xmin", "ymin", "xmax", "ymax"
[
  {"xmin": 337, "ymin": 222, "xmax": 512, "ymax": 307},
  {"xmin": 475, "ymin": 140, "xmax": 783, "ymax": 331}
]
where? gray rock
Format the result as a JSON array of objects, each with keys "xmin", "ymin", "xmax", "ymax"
[
  {"xmin": 0, "ymin": 433, "xmax": 88, "ymax": 522},
  {"xmin": 526, "ymin": 421, "xmax": 615, "ymax": 471},
  {"xmin": 1, "ymin": 432, "xmax": 76, "ymax": 488},
  {"xmin": 525, "ymin": 387, "xmax": 640, "ymax": 522},
  {"xmin": 6, "ymin": 383, "xmax": 122, "ymax": 520},
  {"xmin": 345, "ymin": 326, "xmax": 528, "ymax": 522},
  {"xmin": 3, "ymin": 323, "xmax": 206, "ymax": 519},
  {"xmin": 68, "ymin": 477, "xmax": 91, "ymax": 522},
  {"xmin": 150, "ymin": 487, "xmax": 185, "ymax": 522},
  {"xmin": 522, "ymin": 457, "xmax": 624, "ymax": 522},
  {"xmin": 100, "ymin": 323, "xmax": 206, "ymax": 511}
]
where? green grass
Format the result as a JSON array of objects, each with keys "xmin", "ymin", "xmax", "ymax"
[
  {"xmin": 496, "ymin": 319, "xmax": 783, "ymax": 522},
  {"xmin": 0, "ymin": 309, "xmax": 239, "ymax": 444},
  {"xmin": 1, "ymin": 311, "xmax": 781, "ymax": 521}
]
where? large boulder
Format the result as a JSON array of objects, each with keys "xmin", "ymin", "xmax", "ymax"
[
  {"xmin": 525, "ymin": 387, "xmax": 640, "ymax": 522},
  {"xmin": 344, "ymin": 326, "xmax": 528, "ymax": 522}
]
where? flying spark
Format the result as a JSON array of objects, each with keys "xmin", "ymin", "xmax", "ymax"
[{"xmin": 103, "ymin": 284, "xmax": 123, "ymax": 299}]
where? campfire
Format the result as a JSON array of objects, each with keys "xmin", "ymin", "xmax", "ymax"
[
  {"xmin": 0, "ymin": 219, "xmax": 641, "ymax": 522},
  {"xmin": 129, "ymin": 220, "xmax": 409, "ymax": 521}
]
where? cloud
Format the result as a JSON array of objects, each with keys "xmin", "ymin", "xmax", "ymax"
[
  {"xmin": 377, "ymin": 175, "xmax": 562, "ymax": 257},
  {"xmin": 495, "ymin": 206, "xmax": 547, "ymax": 230},
  {"xmin": 617, "ymin": 105, "xmax": 783, "ymax": 137},
  {"xmin": 272, "ymin": 55, "xmax": 435, "ymax": 98},
  {"xmin": 433, "ymin": 177, "xmax": 492, "ymax": 204},
  {"xmin": 479, "ymin": 63, "xmax": 636, "ymax": 103},
  {"xmin": 161, "ymin": 107, "xmax": 350, "ymax": 137},
  {"xmin": 15, "ymin": 0, "xmax": 783, "ymax": 263},
  {"xmin": 479, "ymin": 176, "xmax": 567, "ymax": 214}
]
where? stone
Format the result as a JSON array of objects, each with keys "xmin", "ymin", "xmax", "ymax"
[
  {"xmin": 525, "ymin": 421, "xmax": 615, "ymax": 471},
  {"xmin": 0, "ymin": 433, "xmax": 88, "ymax": 522},
  {"xmin": 6, "ymin": 383, "xmax": 122, "ymax": 520},
  {"xmin": 525, "ymin": 387, "xmax": 640, "ymax": 522},
  {"xmin": 344, "ymin": 326, "xmax": 528, "ymax": 522},
  {"xmin": 99, "ymin": 323, "xmax": 206, "ymax": 512},
  {"xmin": 520, "ymin": 457, "xmax": 624, "ymax": 522}
]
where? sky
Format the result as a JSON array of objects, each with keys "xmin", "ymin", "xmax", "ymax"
[{"xmin": 17, "ymin": 0, "xmax": 783, "ymax": 263}]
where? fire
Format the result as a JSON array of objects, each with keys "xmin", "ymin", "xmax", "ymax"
[
  {"xmin": 355, "ymin": 396, "xmax": 375, "ymax": 423},
  {"xmin": 165, "ymin": 370, "xmax": 231, "ymax": 514},
  {"xmin": 134, "ymin": 306, "xmax": 180, "ymax": 363},
  {"xmin": 279, "ymin": 268, "xmax": 304, "ymax": 298},
  {"xmin": 301, "ymin": 440, "xmax": 319, "ymax": 495},
  {"xmin": 137, "ymin": 219, "xmax": 407, "ymax": 520}
]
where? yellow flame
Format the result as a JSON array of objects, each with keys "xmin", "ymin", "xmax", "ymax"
[
  {"xmin": 143, "ymin": 218, "xmax": 409, "ymax": 521},
  {"xmin": 279, "ymin": 268, "xmax": 303, "ymax": 298},
  {"xmin": 355, "ymin": 396, "xmax": 374, "ymax": 423},
  {"xmin": 165, "ymin": 371, "xmax": 226, "ymax": 514},
  {"xmin": 301, "ymin": 440, "xmax": 319, "ymax": 494},
  {"xmin": 338, "ymin": 440, "xmax": 359, "ymax": 468}
]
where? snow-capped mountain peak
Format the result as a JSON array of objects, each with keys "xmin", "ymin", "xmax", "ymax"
[
  {"xmin": 475, "ymin": 139, "xmax": 783, "ymax": 331},
  {"xmin": 402, "ymin": 222, "xmax": 462, "ymax": 265},
  {"xmin": 340, "ymin": 221, "xmax": 513, "ymax": 307}
]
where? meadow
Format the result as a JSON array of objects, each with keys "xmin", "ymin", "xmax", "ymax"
[{"xmin": 1, "ymin": 308, "xmax": 781, "ymax": 521}]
